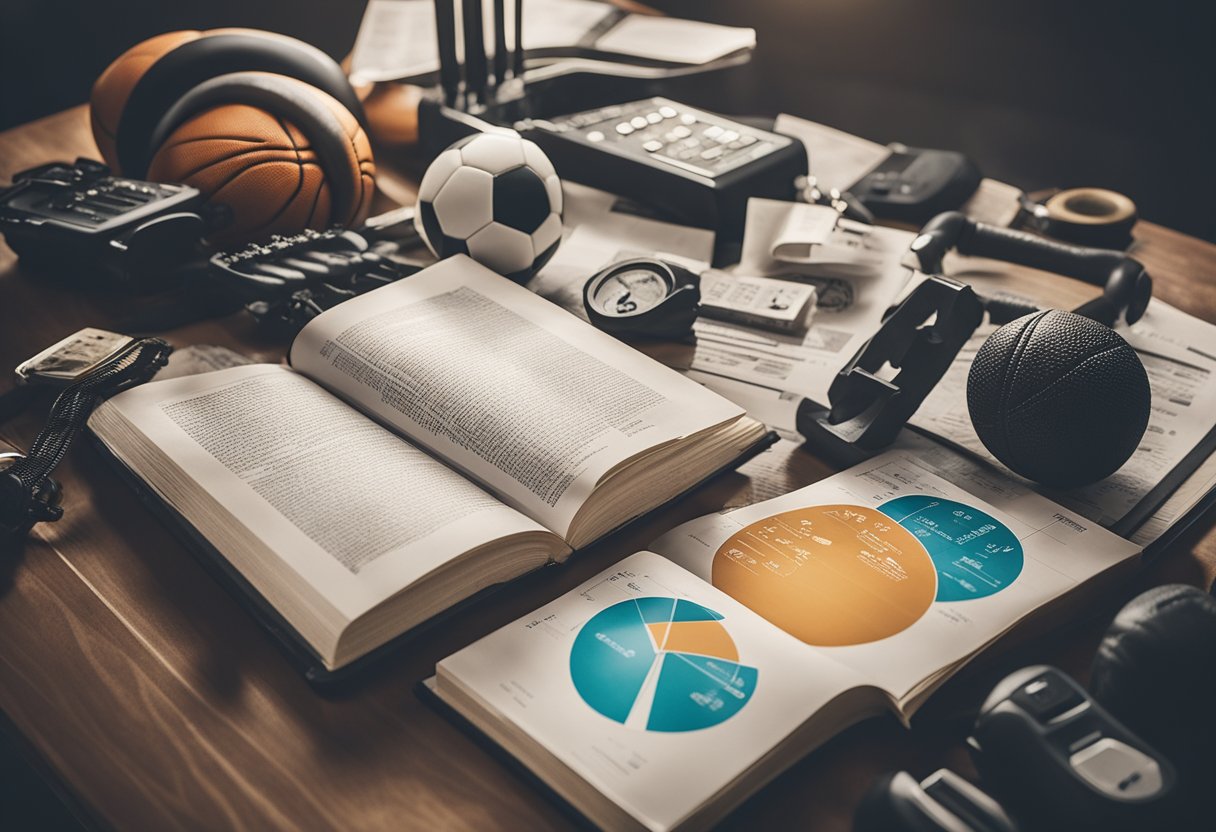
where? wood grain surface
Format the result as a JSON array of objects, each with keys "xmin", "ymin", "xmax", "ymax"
[{"xmin": 2, "ymin": 106, "xmax": 1215, "ymax": 832}]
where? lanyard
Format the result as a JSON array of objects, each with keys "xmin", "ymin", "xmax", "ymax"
[{"xmin": 1, "ymin": 337, "xmax": 171, "ymax": 541}]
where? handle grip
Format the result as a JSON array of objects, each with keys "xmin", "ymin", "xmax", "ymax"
[{"xmin": 958, "ymin": 221, "xmax": 1125, "ymax": 287}]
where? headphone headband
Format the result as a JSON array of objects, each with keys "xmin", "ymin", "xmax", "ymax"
[
  {"xmin": 116, "ymin": 31, "xmax": 365, "ymax": 178},
  {"xmin": 150, "ymin": 72, "xmax": 358, "ymax": 225}
]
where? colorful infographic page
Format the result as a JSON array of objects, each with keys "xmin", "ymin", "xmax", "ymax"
[
  {"xmin": 652, "ymin": 450, "xmax": 1141, "ymax": 697},
  {"xmin": 438, "ymin": 551, "xmax": 864, "ymax": 832}
]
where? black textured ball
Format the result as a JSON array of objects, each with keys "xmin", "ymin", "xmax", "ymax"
[{"xmin": 966, "ymin": 310, "xmax": 1150, "ymax": 488}]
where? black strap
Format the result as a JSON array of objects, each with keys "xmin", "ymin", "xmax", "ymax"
[{"xmin": 0, "ymin": 338, "xmax": 172, "ymax": 540}]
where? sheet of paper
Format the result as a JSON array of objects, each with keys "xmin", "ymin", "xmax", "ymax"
[
  {"xmin": 437, "ymin": 551, "xmax": 864, "ymax": 832},
  {"xmin": 593, "ymin": 16, "xmax": 755, "ymax": 65},
  {"xmin": 650, "ymin": 449, "xmax": 1141, "ymax": 701},
  {"xmin": 910, "ymin": 300, "xmax": 1216, "ymax": 534},
  {"xmin": 688, "ymin": 198, "xmax": 914, "ymax": 405},
  {"xmin": 349, "ymin": 0, "xmax": 616, "ymax": 83},
  {"xmin": 774, "ymin": 114, "xmax": 888, "ymax": 192}
]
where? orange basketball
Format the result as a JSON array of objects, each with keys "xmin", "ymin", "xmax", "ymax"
[{"xmin": 147, "ymin": 81, "xmax": 375, "ymax": 246}]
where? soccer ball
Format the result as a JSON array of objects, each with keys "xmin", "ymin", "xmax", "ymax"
[{"xmin": 415, "ymin": 133, "xmax": 563, "ymax": 282}]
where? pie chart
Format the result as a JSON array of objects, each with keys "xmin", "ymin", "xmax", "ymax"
[
  {"xmin": 877, "ymin": 495, "xmax": 1023, "ymax": 602},
  {"xmin": 711, "ymin": 504, "xmax": 937, "ymax": 646},
  {"xmin": 569, "ymin": 597, "xmax": 757, "ymax": 732}
]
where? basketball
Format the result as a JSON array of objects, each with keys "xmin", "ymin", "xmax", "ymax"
[
  {"xmin": 146, "ymin": 84, "xmax": 375, "ymax": 246},
  {"xmin": 88, "ymin": 28, "xmax": 375, "ymax": 246},
  {"xmin": 966, "ymin": 309, "xmax": 1150, "ymax": 488}
]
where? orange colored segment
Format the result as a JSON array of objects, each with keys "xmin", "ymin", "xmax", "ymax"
[
  {"xmin": 712, "ymin": 504, "xmax": 936, "ymax": 647},
  {"xmin": 658, "ymin": 621, "xmax": 739, "ymax": 662},
  {"xmin": 646, "ymin": 622, "xmax": 669, "ymax": 649}
]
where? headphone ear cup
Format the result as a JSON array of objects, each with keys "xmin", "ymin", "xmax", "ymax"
[
  {"xmin": 1091, "ymin": 584, "xmax": 1216, "ymax": 784},
  {"xmin": 147, "ymin": 73, "xmax": 374, "ymax": 245},
  {"xmin": 89, "ymin": 30, "xmax": 204, "ymax": 171}
]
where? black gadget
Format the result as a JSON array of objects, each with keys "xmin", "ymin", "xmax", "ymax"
[
  {"xmin": 1090, "ymin": 584, "xmax": 1216, "ymax": 813},
  {"xmin": 211, "ymin": 206, "xmax": 423, "ymax": 334},
  {"xmin": 850, "ymin": 146, "xmax": 982, "ymax": 224},
  {"xmin": 854, "ymin": 769, "xmax": 1017, "ymax": 832},
  {"xmin": 798, "ymin": 211, "xmax": 1153, "ymax": 486},
  {"xmin": 968, "ymin": 665, "xmax": 1178, "ymax": 831},
  {"xmin": 0, "ymin": 158, "xmax": 205, "ymax": 287},
  {"xmin": 583, "ymin": 258, "xmax": 701, "ymax": 340},
  {"xmin": 521, "ymin": 98, "xmax": 807, "ymax": 237}
]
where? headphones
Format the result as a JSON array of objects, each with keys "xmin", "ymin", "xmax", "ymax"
[
  {"xmin": 801, "ymin": 212, "xmax": 1154, "ymax": 488},
  {"xmin": 857, "ymin": 584, "xmax": 1216, "ymax": 831},
  {"xmin": 89, "ymin": 29, "xmax": 376, "ymax": 246}
]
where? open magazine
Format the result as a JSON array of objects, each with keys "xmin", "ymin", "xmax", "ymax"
[{"xmin": 431, "ymin": 450, "xmax": 1140, "ymax": 831}]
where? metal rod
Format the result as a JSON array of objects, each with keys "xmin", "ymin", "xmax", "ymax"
[{"xmin": 434, "ymin": 0, "xmax": 460, "ymax": 105}]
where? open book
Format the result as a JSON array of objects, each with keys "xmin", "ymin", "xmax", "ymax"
[
  {"xmin": 431, "ymin": 450, "xmax": 1141, "ymax": 831},
  {"xmin": 89, "ymin": 256, "xmax": 770, "ymax": 674}
]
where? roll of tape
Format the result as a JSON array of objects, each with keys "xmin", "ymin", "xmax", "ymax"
[{"xmin": 1029, "ymin": 187, "xmax": 1137, "ymax": 249}]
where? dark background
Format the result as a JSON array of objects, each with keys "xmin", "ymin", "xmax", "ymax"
[{"xmin": 0, "ymin": 0, "xmax": 1212, "ymax": 240}]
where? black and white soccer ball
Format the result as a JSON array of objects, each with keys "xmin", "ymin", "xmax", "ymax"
[{"xmin": 415, "ymin": 133, "xmax": 563, "ymax": 282}]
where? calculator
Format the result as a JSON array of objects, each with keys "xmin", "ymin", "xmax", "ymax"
[{"xmin": 519, "ymin": 97, "xmax": 806, "ymax": 237}]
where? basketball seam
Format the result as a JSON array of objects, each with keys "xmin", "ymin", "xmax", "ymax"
[
  {"xmin": 339, "ymin": 119, "xmax": 368, "ymax": 222},
  {"xmin": 161, "ymin": 134, "xmax": 274, "ymax": 146},
  {"xmin": 242, "ymin": 115, "xmax": 309, "ymax": 235},
  {"xmin": 1005, "ymin": 343, "xmax": 1136, "ymax": 416},
  {"xmin": 997, "ymin": 312, "xmax": 1045, "ymax": 463},
  {"xmin": 208, "ymin": 157, "xmax": 320, "ymax": 208},
  {"xmin": 171, "ymin": 144, "xmax": 309, "ymax": 183}
]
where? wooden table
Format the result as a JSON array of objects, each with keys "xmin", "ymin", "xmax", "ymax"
[{"xmin": 2, "ymin": 106, "xmax": 1215, "ymax": 832}]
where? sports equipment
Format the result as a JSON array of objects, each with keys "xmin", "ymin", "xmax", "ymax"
[
  {"xmin": 89, "ymin": 29, "xmax": 375, "ymax": 246},
  {"xmin": 1090, "ymin": 584, "xmax": 1216, "ymax": 805},
  {"xmin": 414, "ymin": 133, "xmax": 562, "ymax": 282},
  {"xmin": 967, "ymin": 310, "xmax": 1151, "ymax": 488}
]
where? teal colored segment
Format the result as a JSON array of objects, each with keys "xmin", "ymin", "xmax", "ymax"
[
  {"xmin": 634, "ymin": 596, "xmax": 677, "ymax": 625},
  {"xmin": 569, "ymin": 600, "xmax": 657, "ymax": 723},
  {"xmin": 672, "ymin": 599, "xmax": 725, "ymax": 623},
  {"xmin": 646, "ymin": 652, "xmax": 758, "ymax": 732},
  {"xmin": 878, "ymin": 495, "xmax": 1023, "ymax": 602}
]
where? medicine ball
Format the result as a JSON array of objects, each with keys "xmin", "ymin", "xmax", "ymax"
[
  {"xmin": 90, "ymin": 29, "xmax": 375, "ymax": 246},
  {"xmin": 1091, "ymin": 585, "xmax": 1216, "ymax": 783},
  {"xmin": 966, "ymin": 309, "xmax": 1150, "ymax": 488}
]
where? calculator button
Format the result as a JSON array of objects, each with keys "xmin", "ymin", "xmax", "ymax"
[
  {"xmin": 587, "ymin": 130, "xmax": 605, "ymax": 143},
  {"xmin": 616, "ymin": 122, "xmax": 634, "ymax": 136},
  {"xmin": 719, "ymin": 130, "xmax": 740, "ymax": 144},
  {"xmin": 680, "ymin": 113, "xmax": 696, "ymax": 125},
  {"xmin": 702, "ymin": 125, "xmax": 723, "ymax": 140},
  {"xmin": 642, "ymin": 140, "xmax": 663, "ymax": 153},
  {"xmin": 700, "ymin": 147, "xmax": 724, "ymax": 161},
  {"xmin": 738, "ymin": 134, "xmax": 757, "ymax": 146},
  {"xmin": 671, "ymin": 125, "xmax": 692, "ymax": 139},
  {"xmin": 646, "ymin": 111, "xmax": 663, "ymax": 125},
  {"xmin": 630, "ymin": 116, "xmax": 648, "ymax": 129},
  {"xmin": 659, "ymin": 106, "xmax": 678, "ymax": 119}
]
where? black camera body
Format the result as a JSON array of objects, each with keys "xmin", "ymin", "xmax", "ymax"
[{"xmin": 0, "ymin": 158, "xmax": 206, "ymax": 287}]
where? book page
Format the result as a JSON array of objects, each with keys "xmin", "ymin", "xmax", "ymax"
[
  {"xmin": 94, "ymin": 364, "xmax": 551, "ymax": 621},
  {"xmin": 437, "ymin": 551, "xmax": 867, "ymax": 832},
  {"xmin": 650, "ymin": 450, "xmax": 1141, "ymax": 701},
  {"xmin": 290, "ymin": 255, "xmax": 743, "ymax": 538}
]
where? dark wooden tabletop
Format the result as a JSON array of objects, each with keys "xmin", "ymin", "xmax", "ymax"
[{"xmin": 2, "ymin": 106, "xmax": 1215, "ymax": 832}]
